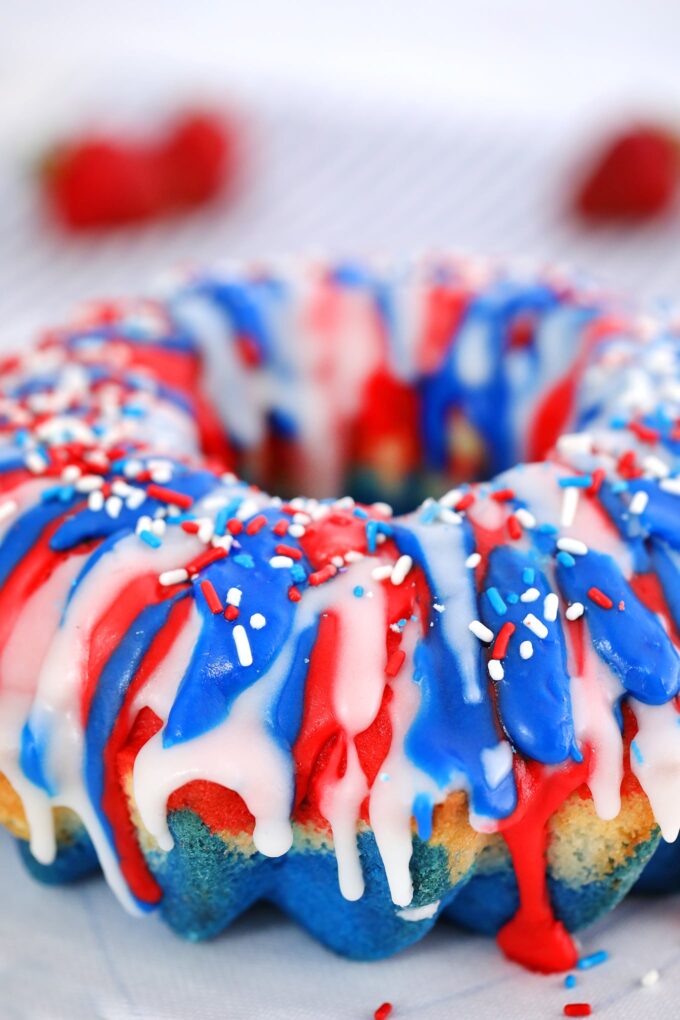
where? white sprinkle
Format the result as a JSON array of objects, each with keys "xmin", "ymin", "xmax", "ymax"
[
  {"xmin": 211, "ymin": 534, "xmax": 233, "ymax": 551},
  {"xmin": 519, "ymin": 640, "xmax": 534, "ymax": 660},
  {"xmin": 629, "ymin": 490, "xmax": 649, "ymax": 516},
  {"xmin": 371, "ymin": 564, "xmax": 394, "ymax": 581},
  {"xmin": 391, "ymin": 554, "xmax": 413, "ymax": 586},
  {"xmin": 88, "ymin": 491, "xmax": 104, "ymax": 512},
  {"xmin": 125, "ymin": 488, "xmax": 146, "ymax": 510},
  {"xmin": 439, "ymin": 488, "xmax": 462, "ymax": 509},
  {"xmin": 151, "ymin": 518, "xmax": 166, "ymax": 537},
  {"xmin": 111, "ymin": 480, "xmax": 133, "ymax": 498},
  {"xmin": 250, "ymin": 613, "xmax": 266, "ymax": 630},
  {"xmin": 488, "ymin": 659, "xmax": 505, "ymax": 682},
  {"xmin": 465, "ymin": 552, "xmax": 481, "ymax": 569},
  {"xmin": 105, "ymin": 495, "xmax": 123, "ymax": 519},
  {"xmin": 25, "ymin": 450, "xmax": 47, "ymax": 474},
  {"xmin": 159, "ymin": 568, "xmax": 189, "ymax": 587},
  {"xmin": 233, "ymin": 624, "xmax": 253, "ymax": 666},
  {"xmin": 523, "ymin": 613, "xmax": 548, "ymax": 639},
  {"xmin": 376, "ymin": 532, "xmax": 388, "ymax": 544},
  {"xmin": 123, "ymin": 459, "xmax": 143, "ymax": 478},
  {"xmin": 640, "ymin": 968, "xmax": 660, "ymax": 987},
  {"xmin": 331, "ymin": 555, "xmax": 345, "ymax": 568},
  {"xmin": 557, "ymin": 432, "xmax": 593, "ymax": 455},
  {"xmin": 288, "ymin": 524, "xmax": 306, "ymax": 538},
  {"xmin": 371, "ymin": 502, "xmax": 393, "ymax": 518},
  {"xmin": 514, "ymin": 507, "xmax": 536, "ymax": 529},
  {"xmin": 270, "ymin": 556, "xmax": 294, "ymax": 569},
  {"xmin": 543, "ymin": 593, "xmax": 559, "ymax": 623},
  {"xmin": 236, "ymin": 498, "xmax": 260, "ymax": 522},
  {"xmin": 344, "ymin": 550, "xmax": 364, "ymax": 563},
  {"xmin": 660, "ymin": 476, "xmax": 680, "ymax": 496},
  {"xmin": 433, "ymin": 603, "xmax": 445, "ymax": 613},
  {"xmin": 198, "ymin": 519, "xmax": 214, "ymax": 543},
  {"xmin": 61, "ymin": 465, "xmax": 81, "ymax": 483},
  {"xmin": 0, "ymin": 499, "xmax": 17, "ymax": 523},
  {"xmin": 469, "ymin": 620, "xmax": 494, "ymax": 644},
  {"xmin": 136, "ymin": 515, "xmax": 153, "ymax": 535},
  {"xmin": 226, "ymin": 587, "xmax": 242, "ymax": 607},
  {"xmin": 566, "ymin": 602, "xmax": 585, "ymax": 621},
  {"xmin": 75, "ymin": 474, "xmax": 104, "ymax": 493},
  {"xmin": 561, "ymin": 486, "xmax": 580, "ymax": 527},
  {"xmin": 439, "ymin": 508, "xmax": 463, "ymax": 525},
  {"xmin": 293, "ymin": 512, "xmax": 311, "ymax": 525},
  {"xmin": 557, "ymin": 537, "xmax": 588, "ymax": 556},
  {"xmin": 520, "ymin": 587, "xmax": 540, "ymax": 603},
  {"xmin": 150, "ymin": 465, "xmax": 173, "ymax": 484},
  {"xmin": 333, "ymin": 496, "xmax": 355, "ymax": 510},
  {"xmin": 643, "ymin": 455, "xmax": 669, "ymax": 479}
]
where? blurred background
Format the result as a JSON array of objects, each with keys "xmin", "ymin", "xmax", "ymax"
[{"xmin": 3, "ymin": 0, "xmax": 680, "ymax": 342}]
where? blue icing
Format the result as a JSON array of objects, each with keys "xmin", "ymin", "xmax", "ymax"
[
  {"xmin": 480, "ymin": 546, "xmax": 577, "ymax": 764},
  {"xmin": 164, "ymin": 511, "xmax": 307, "ymax": 746},
  {"xmin": 649, "ymin": 539, "xmax": 680, "ymax": 634},
  {"xmin": 627, "ymin": 481, "xmax": 680, "ymax": 551},
  {"xmin": 0, "ymin": 500, "xmax": 69, "ymax": 588},
  {"xmin": 556, "ymin": 549, "xmax": 680, "ymax": 704},
  {"xmin": 19, "ymin": 716, "xmax": 56, "ymax": 796},
  {"xmin": 272, "ymin": 619, "xmax": 320, "ymax": 749}
]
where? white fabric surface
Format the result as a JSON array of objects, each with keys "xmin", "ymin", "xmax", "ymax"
[{"xmin": 2, "ymin": 4, "xmax": 680, "ymax": 1017}]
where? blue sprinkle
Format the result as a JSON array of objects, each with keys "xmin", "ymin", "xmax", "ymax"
[
  {"xmin": 353, "ymin": 507, "xmax": 369, "ymax": 519},
  {"xmin": 419, "ymin": 502, "xmax": 440, "ymax": 524},
  {"xmin": 611, "ymin": 481, "xmax": 629, "ymax": 494},
  {"xmin": 537, "ymin": 523, "xmax": 558, "ymax": 536},
  {"xmin": 558, "ymin": 475, "xmax": 593, "ymax": 488},
  {"xmin": 631, "ymin": 739, "xmax": 644, "ymax": 765},
  {"xmin": 353, "ymin": 585, "xmax": 364, "ymax": 598},
  {"xmin": 398, "ymin": 618, "xmax": 407, "ymax": 628},
  {"xmin": 506, "ymin": 592, "xmax": 519, "ymax": 605},
  {"xmin": 290, "ymin": 563, "xmax": 306, "ymax": 583},
  {"xmin": 234, "ymin": 553, "xmax": 254, "ymax": 568},
  {"xmin": 121, "ymin": 405, "xmax": 146, "ymax": 417},
  {"xmin": 557, "ymin": 551, "xmax": 576, "ymax": 568},
  {"xmin": 564, "ymin": 974, "xmax": 576, "ymax": 989},
  {"xmin": 486, "ymin": 587, "xmax": 507, "ymax": 615},
  {"xmin": 577, "ymin": 949, "xmax": 609, "ymax": 970},
  {"xmin": 522, "ymin": 567, "xmax": 535, "ymax": 585},
  {"xmin": 139, "ymin": 529, "xmax": 161, "ymax": 549},
  {"xmin": 366, "ymin": 519, "xmax": 378, "ymax": 553}
]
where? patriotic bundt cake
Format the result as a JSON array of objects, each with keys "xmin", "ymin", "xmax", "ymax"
[{"xmin": 0, "ymin": 258, "xmax": 678, "ymax": 973}]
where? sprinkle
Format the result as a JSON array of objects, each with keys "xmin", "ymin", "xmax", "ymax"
[
  {"xmin": 507, "ymin": 514, "xmax": 522, "ymax": 540},
  {"xmin": 631, "ymin": 739, "xmax": 644, "ymax": 765},
  {"xmin": 309, "ymin": 564, "xmax": 338, "ymax": 586},
  {"xmin": 486, "ymin": 587, "xmax": 507, "ymax": 615},
  {"xmin": 523, "ymin": 613, "xmax": 548, "ymax": 639},
  {"xmin": 374, "ymin": 1004, "xmax": 393, "ymax": 1020},
  {"xmin": 588, "ymin": 468, "xmax": 606, "ymax": 494},
  {"xmin": 491, "ymin": 487, "xmax": 514, "ymax": 502},
  {"xmin": 519, "ymin": 640, "xmax": 533, "ymax": 660},
  {"xmin": 201, "ymin": 579, "xmax": 223, "ymax": 613},
  {"xmin": 75, "ymin": 474, "xmax": 104, "ymax": 493},
  {"xmin": 288, "ymin": 586, "xmax": 301, "ymax": 602},
  {"xmin": 440, "ymin": 488, "xmax": 462, "ymax": 509},
  {"xmin": 564, "ymin": 975, "xmax": 576, "ymax": 989},
  {"xmin": 88, "ymin": 491, "xmax": 104, "ymax": 512},
  {"xmin": 588, "ymin": 587, "xmax": 613, "ymax": 610},
  {"xmin": 640, "ymin": 968, "xmax": 660, "ymax": 987},
  {"xmin": 643, "ymin": 455, "xmax": 669, "ymax": 479},
  {"xmin": 0, "ymin": 500, "xmax": 17, "ymax": 522},
  {"xmin": 488, "ymin": 659, "xmax": 505, "ymax": 682},
  {"xmin": 465, "ymin": 552, "xmax": 481, "ymax": 569},
  {"xmin": 520, "ymin": 587, "xmax": 540, "ymax": 603},
  {"xmin": 557, "ymin": 551, "xmax": 576, "ymax": 568},
  {"xmin": 514, "ymin": 507, "xmax": 536, "ymax": 529},
  {"xmin": 227, "ymin": 518, "xmax": 243, "ymax": 535},
  {"xmin": 288, "ymin": 524, "xmax": 305, "ymax": 538},
  {"xmin": 566, "ymin": 602, "xmax": 585, "ymax": 621},
  {"xmin": 522, "ymin": 567, "xmax": 535, "ymax": 584},
  {"xmin": 372, "ymin": 564, "xmax": 394, "ymax": 582},
  {"xmin": 272, "ymin": 520, "xmax": 291, "ymax": 537},
  {"xmin": 577, "ymin": 950, "xmax": 608, "ymax": 970},
  {"xmin": 146, "ymin": 484, "xmax": 193, "ymax": 509},
  {"xmin": 629, "ymin": 419, "xmax": 660, "ymax": 444},
  {"xmin": 159, "ymin": 568, "xmax": 189, "ymax": 587},
  {"xmin": 105, "ymin": 495, "xmax": 123, "ymax": 518},
  {"xmin": 557, "ymin": 538, "xmax": 588, "ymax": 556},
  {"xmin": 232, "ymin": 625, "xmax": 253, "ymax": 666},
  {"xmin": 559, "ymin": 475, "xmax": 593, "ymax": 489},
  {"xmin": 544, "ymin": 593, "xmax": 559, "ymax": 622},
  {"xmin": 629, "ymin": 490, "xmax": 649, "ymax": 515},
  {"xmin": 561, "ymin": 487, "xmax": 580, "ymax": 527},
  {"xmin": 182, "ymin": 520, "xmax": 200, "ymax": 534},
  {"xmin": 139, "ymin": 529, "xmax": 161, "ymax": 548},
  {"xmin": 391, "ymin": 554, "xmax": 413, "ymax": 586},
  {"xmin": 506, "ymin": 592, "xmax": 518, "ymax": 604},
  {"xmin": 660, "ymin": 476, "xmax": 680, "ymax": 496},
  {"xmin": 454, "ymin": 492, "xmax": 475, "ymax": 513},
  {"xmin": 246, "ymin": 514, "xmax": 268, "ymax": 535},
  {"xmin": 270, "ymin": 555, "xmax": 294, "ymax": 569},
  {"xmin": 469, "ymin": 620, "xmax": 494, "ymax": 644},
  {"xmin": 385, "ymin": 650, "xmax": 406, "ymax": 677},
  {"xmin": 563, "ymin": 1006, "xmax": 591, "ymax": 1018},
  {"xmin": 151, "ymin": 518, "xmax": 166, "ymax": 537},
  {"xmin": 557, "ymin": 432, "xmax": 593, "ymax": 455},
  {"xmin": 275, "ymin": 544, "xmax": 302, "ymax": 561},
  {"xmin": 250, "ymin": 613, "xmax": 266, "ymax": 630},
  {"xmin": 492, "ymin": 622, "xmax": 516, "ymax": 660},
  {"xmin": 25, "ymin": 450, "xmax": 47, "ymax": 474}
]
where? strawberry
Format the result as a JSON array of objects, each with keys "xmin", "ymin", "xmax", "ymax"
[
  {"xmin": 43, "ymin": 110, "xmax": 235, "ymax": 231},
  {"xmin": 574, "ymin": 124, "xmax": 679, "ymax": 221}
]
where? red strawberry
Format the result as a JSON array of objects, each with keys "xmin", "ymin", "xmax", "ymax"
[{"xmin": 574, "ymin": 124, "xmax": 679, "ymax": 221}]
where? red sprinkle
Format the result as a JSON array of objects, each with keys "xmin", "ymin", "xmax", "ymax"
[
  {"xmin": 275, "ymin": 544, "xmax": 302, "ymax": 561},
  {"xmin": 629, "ymin": 419, "xmax": 660, "ymax": 444},
  {"xmin": 181, "ymin": 520, "xmax": 200, "ymax": 534},
  {"xmin": 507, "ymin": 514, "xmax": 522, "ymax": 541},
  {"xmin": 374, "ymin": 1005, "xmax": 393, "ymax": 1020},
  {"xmin": 454, "ymin": 492, "xmax": 475, "ymax": 512},
  {"xmin": 385, "ymin": 650, "xmax": 406, "ymax": 678},
  {"xmin": 563, "ymin": 1005, "xmax": 592, "ymax": 1018},
  {"xmin": 491, "ymin": 487, "xmax": 515, "ymax": 502},
  {"xmin": 146, "ymin": 483, "xmax": 193, "ymax": 509},
  {"xmin": 245, "ymin": 514, "xmax": 267, "ymax": 535},
  {"xmin": 186, "ymin": 546, "xmax": 227, "ymax": 577},
  {"xmin": 616, "ymin": 450, "xmax": 642, "ymax": 480},
  {"xmin": 272, "ymin": 519, "xmax": 290, "ymax": 536},
  {"xmin": 588, "ymin": 468, "xmax": 606, "ymax": 495},
  {"xmin": 309, "ymin": 564, "xmax": 338, "ymax": 586},
  {"xmin": 588, "ymin": 587, "xmax": 613, "ymax": 610},
  {"xmin": 288, "ymin": 586, "xmax": 301, "ymax": 602},
  {"xmin": 200, "ymin": 579, "xmax": 222, "ymax": 614},
  {"xmin": 224, "ymin": 605, "xmax": 239, "ymax": 621},
  {"xmin": 492, "ymin": 622, "xmax": 516, "ymax": 660},
  {"xmin": 227, "ymin": 518, "xmax": 243, "ymax": 535}
]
